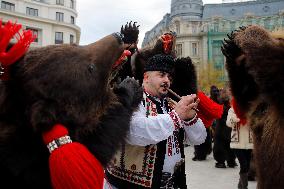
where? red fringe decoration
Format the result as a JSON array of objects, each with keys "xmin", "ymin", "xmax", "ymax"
[
  {"xmin": 231, "ymin": 98, "xmax": 247, "ymax": 125},
  {"xmin": 42, "ymin": 124, "xmax": 104, "ymax": 189},
  {"xmin": 161, "ymin": 33, "xmax": 175, "ymax": 54},
  {"xmin": 197, "ymin": 91, "xmax": 224, "ymax": 128},
  {"xmin": 0, "ymin": 20, "xmax": 35, "ymax": 80},
  {"xmin": 112, "ymin": 50, "xmax": 131, "ymax": 69}
]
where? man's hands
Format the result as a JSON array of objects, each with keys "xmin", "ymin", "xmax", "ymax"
[{"xmin": 174, "ymin": 94, "xmax": 199, "ymax": 120}]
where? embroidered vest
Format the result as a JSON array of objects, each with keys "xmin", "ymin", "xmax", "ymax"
[{"xmin": 106, "ymin": 93, "xmax": 185, "ymax": 188}]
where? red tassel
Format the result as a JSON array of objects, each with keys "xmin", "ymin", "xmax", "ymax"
[
  {"xmin": 231, "ymin": 98, "xmax": 247, "ymax": 125},
  {"xmin": 112, "ymin": 50, "xmax": 131, "ymax": 69},
  {"xmin": 0, "ymin": 20, "xmax": 35, "ymax": 80},
  {"xmin": 42, "ymin": 124, "xmax": 104, "ymax": 189},
  {"xmin": 197, "ymin": 91, "xmax": 224, "ymax": 127},
  {"xmin": 161, "ymin": 33, "xmax": 175, "ymax": 54}
]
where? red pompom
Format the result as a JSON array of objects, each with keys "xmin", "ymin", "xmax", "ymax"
[
  {"xmin": 43, "ymin": 124, "xmax": 104, "ymax": 189},
  {"xmin": 197, "ymin": 91, "xmax": 224, "ymax": 127}
]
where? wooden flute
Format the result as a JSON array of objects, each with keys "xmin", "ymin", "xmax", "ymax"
[{"xmin": 167, "ymin": 88, "xmax": 199, "ymax": 112}]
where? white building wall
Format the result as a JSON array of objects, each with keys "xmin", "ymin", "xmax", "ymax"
[{"xmin": 0, "ymin": 0, "xmax": 80, "ymax": 46}]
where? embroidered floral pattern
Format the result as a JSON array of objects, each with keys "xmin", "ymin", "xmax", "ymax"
[
  {"xmin": 169, "ymin": 110, "xmax": 180, "ymax": 130},
  {"xmin": 183, "ymin": 116, "xmax": 198, "ymax": 127},
  {"xmin": 231, "ymin": 122, "xmax": 240, "ymax": 142},
  {"xmin": 107, "ymin": 145, "xmax": 157, "ymax": 187}
]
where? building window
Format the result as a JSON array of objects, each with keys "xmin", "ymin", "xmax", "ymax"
[
  {"xmin": 192, "ymin": 43, "xmax": 198, "ymax": 56},
  {"xmin": 213, "ymin": 23, "xmax": 219, "ymax": 32},
  {"xmin": 212, "ymin": 40, "xmax": 224, "ymax": 70},
  {"xmin": 56, "ymin": 12, "xmax": 64, "ymax": 22},
  {"xmin": 263, "ymin": 6, "xmax": 270, "ymax": 13},
  {"xmin": 55, "ymin": 32, "xmax": 63, "ymax": 44},
  {"xmin": 70, "ymin": 0, "xmax": 74, "ymax": 9},
  {"xmin": 56, "ymin": 0, "xmax": 64, "ymax": 5},
  {"xmin": 192, "ymin": 25, "xmax": 197, "ymax": 33},
  {"xmin": 230, "ymin": 9, "xmax": 236, "ymax": 15},
  {"xmin": 71, "ymin": 16, "xmax": 75, "ymax": 24},
  {"xmin": 176, "ymin": 44, "xmax": 182, "ymax": 57},
  {"xmin": 70, "ymin": 34, "xmax": 74, "ymax": 44},
  {"xmin": 1, "ymin": 1, "xmax": 15, "ymax": 11},
  {"xmin": 26, "ymin": 27, "xmax": 39, "ymax": 42},
  {"xmin": 175, "ymin": 21, "xmax": 180, "ymax": 34},
  {"xmin": 26, "ymin": 7, "xmax": 38, "ymax": 16}
]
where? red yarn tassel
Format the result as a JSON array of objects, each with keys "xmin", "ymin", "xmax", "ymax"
[
  {"xmin": 112, "ymin": 50, "xmax": 131, "ymax": 69},
  {"xmin": 0, "ymin": 20, "xmax": 35, "ymax": 80},
  {"xmin": 161, "ymin": 33, "xmax": 175, "ymax": 54},
  {"xmin": 197, "ymin": 91, "xmax": 224, "ymax": 127},
  {"xmin": 42, "ymin": 124, "xmax": 104, "ymax": 189}
]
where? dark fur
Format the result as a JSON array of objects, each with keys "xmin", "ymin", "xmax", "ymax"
[
  {"xmin": 222, "ymin": 25, "xmax": 284, "ymax": 189},
  {"xmin": 171, "ymin": 57, "xmax": 197, "ymax": 98},
  {"xmin": 0, "ymin": 35, "xmax": 142, "ymax": 188}
]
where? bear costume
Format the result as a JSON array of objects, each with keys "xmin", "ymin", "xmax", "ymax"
[
  {"xmin": 0, "ymin": 21, "xmax": 142, "ymax": 189},
  {"xmin": 222, "ymin": 25, "xmax": 284, "ymax": 189}
]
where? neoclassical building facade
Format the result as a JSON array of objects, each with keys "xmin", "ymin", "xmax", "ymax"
[
  {"xmin": 0, "ymin": 0, "xmax": 81, "ymax": 46},
  {"xmin": 142, "ymin": 0, "xmax": 284, "ymax": 80}
]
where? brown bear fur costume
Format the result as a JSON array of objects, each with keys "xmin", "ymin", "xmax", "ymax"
[
  {"xmin": 222, "ymin": 25, "xmax": 284, "ymax": 189},
  {"xmin": 0, "ymin": 32, "xmax": 142, "ymax": 188}
]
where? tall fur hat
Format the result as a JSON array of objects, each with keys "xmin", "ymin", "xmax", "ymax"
[{"xmin": 144, "ymin": 54, "xmax": 175, "ymax": 74}]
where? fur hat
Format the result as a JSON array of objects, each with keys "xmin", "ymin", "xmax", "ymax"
[{"xmin": 144, "ymin": 54, "xmax": 175, "ymax": 74}]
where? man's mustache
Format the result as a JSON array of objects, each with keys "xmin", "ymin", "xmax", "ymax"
[{"xmin": 161, "ymin": 83, "xmax": 169, "ymax": 88}]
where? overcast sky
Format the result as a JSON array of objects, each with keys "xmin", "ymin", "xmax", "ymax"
[{"xmin": 77, "ymin": 0, "xmax": 223, "ymax": 47}]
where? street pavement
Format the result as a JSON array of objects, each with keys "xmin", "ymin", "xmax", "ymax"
[{"xmin": 184, "ymin": 146, "xmax": 257, "ymax": 189}]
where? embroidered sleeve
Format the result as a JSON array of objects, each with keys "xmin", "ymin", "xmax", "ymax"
[
  {"xmin": 127, "ymin": 103, "xmax": 175, "ymax": 146},
  {"xmin": 182, "ymin": 113, "xmax": 198, "ymax": 127},
  {"xmin": 168, "ymin": 110, "xmax": 182, "ymax": 130},
  {"xmin": 184, "ymin": 118, "xmax": 207, "ymax": 145}
]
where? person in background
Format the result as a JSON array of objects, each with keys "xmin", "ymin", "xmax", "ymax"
[
  {"xmin": 192, "ymin": 86, "xmax": 223, "ymax": 161},
  {"xmin": 226, "ymin": 100, "xmax": 253, "ymax": 189},
  {"xmin": 213, "ymin": 85, "xmax": 237, "ymax": 168}
]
